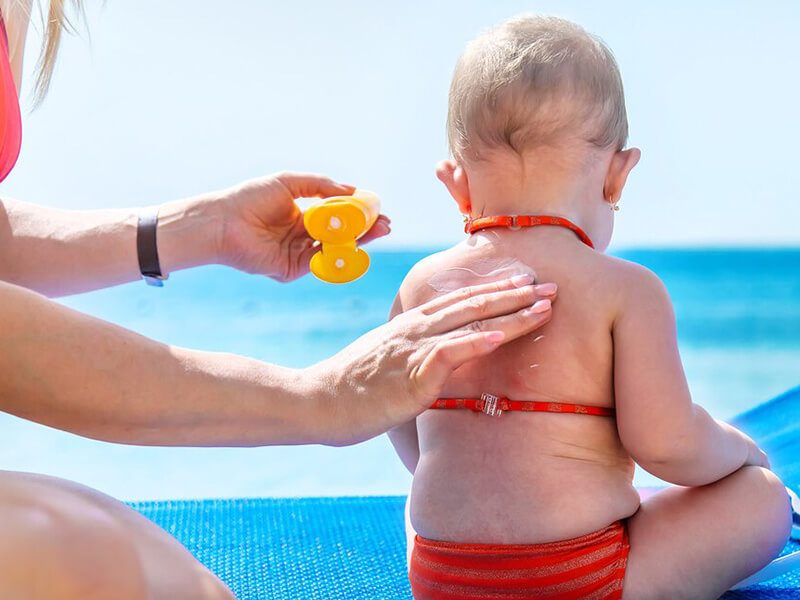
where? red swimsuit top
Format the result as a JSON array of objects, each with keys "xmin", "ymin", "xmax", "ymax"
[
  {"xmin": 0, "ymin": 17, "xmax": 22, "ymax": 183},
  {"xmin": 429, "ymin": 214, "xmax": 615, "ymax": 417}
]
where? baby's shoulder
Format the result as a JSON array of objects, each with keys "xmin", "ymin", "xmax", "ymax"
[
  {"xmin": 397, "ymin": 247, "xmax": 462, "ymax": 311},
  {"xmin": 589, "ymin": 251, "xmax": 662, "ymax": 284},
  {"xmin": 587, "ymin": 252, "xmax": 671, "ymax": 314}
]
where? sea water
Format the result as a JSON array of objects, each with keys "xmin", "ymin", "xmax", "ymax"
[{"xmin": 1, "ymin": 249, "xmax": 798, "ymax": 499}]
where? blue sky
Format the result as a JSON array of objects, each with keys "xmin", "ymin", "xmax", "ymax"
[{"xmin": 2, "ymin": 0, "xmax": 798, "ymax": 249}]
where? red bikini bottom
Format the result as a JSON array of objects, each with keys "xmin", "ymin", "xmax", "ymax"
[{"xmin": 410, "ymin": 521, "xmax": 629, "ymax": 599}]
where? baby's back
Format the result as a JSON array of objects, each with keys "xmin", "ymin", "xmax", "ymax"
[{"xmin": 400, "ymin": 231, "xmax": 641, "ymax": 544}]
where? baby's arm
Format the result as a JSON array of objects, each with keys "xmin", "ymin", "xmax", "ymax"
[
  {"xmin": 613, "ymin": 265, "xmax": 768, "ymax": 486},
  {"xmin": 388, "ymin": 420, "xmax": 420, "ymax": 474},
  {"xmin": 386, "ymin": 293, "xmax": 421, "ymax": 474}
]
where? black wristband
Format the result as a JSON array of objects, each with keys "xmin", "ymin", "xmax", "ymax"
[{"xmin": 137, "ymin": 207, "xmax": 168, "ymax": 286}]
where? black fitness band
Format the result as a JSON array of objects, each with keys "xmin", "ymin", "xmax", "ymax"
[{"xmin": 137, "ymin": 206, "xmax": 168, "ymax": 286}]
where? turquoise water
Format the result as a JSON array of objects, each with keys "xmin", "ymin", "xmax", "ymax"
[{"xmin": 1, "ymin": 249, "xmax": 798, "ymax": 499}]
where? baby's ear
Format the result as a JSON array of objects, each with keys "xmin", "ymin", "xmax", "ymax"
[
  {"xmin": 604, "ymin": 148, "xmax": 641, "ymax": 204},
  {"xmin": 435, "ymin": 159, "xmax": 472, "ymax": 214}
]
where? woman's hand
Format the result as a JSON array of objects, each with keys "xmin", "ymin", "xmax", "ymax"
[
  {"xmin": 212, "ymin": 172, "xmax": 390, "ymax": 281},
  {"xmin": 307, "ymin": 275, "xmax": 558, "ymax": 446},
  {"xmin": 0, "ymin": 172, "xmax": 384, "ymax": 296}
]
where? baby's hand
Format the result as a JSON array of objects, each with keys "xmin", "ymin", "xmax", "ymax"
[{"xmin": 743, "ymin": 433, "xmax": 771, "ymax": 469}]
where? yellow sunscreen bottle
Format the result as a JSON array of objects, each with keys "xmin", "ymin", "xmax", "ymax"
[{"xmin": 303, "ymin": 189, "xmax": 381, "ymax": 284}]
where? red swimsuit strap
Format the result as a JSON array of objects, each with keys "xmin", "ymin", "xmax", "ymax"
[
  {"xmin": 430, "ymin": 396, "xmax": 614, "ymax": 417},
  {"xmin": 465, "ymin": 215, "xmax": 594, "ymax": 249}
]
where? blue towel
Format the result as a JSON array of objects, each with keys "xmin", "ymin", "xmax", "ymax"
[{"xmin": 134, "ymin": 496, "xmax": 410, "ymax": 599}]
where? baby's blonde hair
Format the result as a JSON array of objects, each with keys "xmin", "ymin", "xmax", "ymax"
[{"xmin": 447, "ymin": 15, "xmax": 628, "ymax": 161}]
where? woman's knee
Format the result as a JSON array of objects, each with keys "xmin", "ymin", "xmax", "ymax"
[
  {"xmin": 2, "ymin": 500, "xmax": 148, "ymax": 599},
  {"xmin": 197, "ymin": 571, "xmax": 236, "ymax": 600}
]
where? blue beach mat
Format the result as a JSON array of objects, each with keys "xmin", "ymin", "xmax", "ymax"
[
  {"xmin": 725, "ymin": 385, "xmax": 800, "ymax": 598},
  {"xmin": 134, "ymin": 496, "xmax": 410, "ymax": 599},
  {"xmin": 132, "ymin": 386, "xmax": 800, "ymax": 599}
]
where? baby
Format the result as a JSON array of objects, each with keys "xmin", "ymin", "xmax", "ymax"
[{"xmin": 388, "ymin": 15, "xmax": 791, "ymax": 599}]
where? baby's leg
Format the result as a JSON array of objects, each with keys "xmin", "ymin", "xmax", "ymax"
[{"xmin": 623, "ymin": 466, "xmax": 791, "ymax": 599}]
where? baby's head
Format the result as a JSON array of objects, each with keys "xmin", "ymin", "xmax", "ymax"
[{"xmin": 438, "ymin": 15, "xmax": 640, "ymax": 250}]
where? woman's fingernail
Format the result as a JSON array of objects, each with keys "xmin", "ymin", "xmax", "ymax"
[
  {"xmin": 531, "ymin": 299, "xmax": 551, "ymax": 313},
  {"xmin": 511, "ymin": 274, "xmax": 535, "ymax": 287},
  {"xmin": 534, "ymin": 283, "xmax": 557, "ymax": 296}
]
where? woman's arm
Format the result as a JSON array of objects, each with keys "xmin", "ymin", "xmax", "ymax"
[
  {"xmin": 0, "ymin": 199, "xmax": 160, "ymax": 296},
  {"xmin": 613, "ymin": 265, "xmax": 768, "ymax": 486},
  {"xmin": 0, "ymin": 172, "xmax": 388, "ymax": 297},
  {"xmin": 0, "ymin": 275, "xmax": 555, "ymax": 447}
]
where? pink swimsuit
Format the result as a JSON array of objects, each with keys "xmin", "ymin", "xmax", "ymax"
[{"xmin": 0, "ymin": 16, "xmax": 22, "ymax": 182}]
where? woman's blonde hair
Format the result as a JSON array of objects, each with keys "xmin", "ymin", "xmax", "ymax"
[
  {"xmin": 35, "ymin": 0, "xmax": 83, "ymax": 101},
  {"xmin": 2, "ymin": 0, "xmax": 83, "ymax": 103}
]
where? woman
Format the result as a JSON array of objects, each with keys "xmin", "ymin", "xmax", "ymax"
[{"xmin": 0, "ymin": 1, "xmax": 557, "ymax": 597}]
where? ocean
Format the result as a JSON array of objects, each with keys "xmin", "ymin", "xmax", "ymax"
[{"xmin": 1, "ymin": 248, "xmax": 798, "ymax": 499}]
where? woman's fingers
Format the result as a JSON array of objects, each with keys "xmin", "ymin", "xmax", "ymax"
[
  {"xmin": 416, "ymin": 284, "xmax": 555, "ymax": 397},
  {"xmin": 413, "ymin": 331, "xmax": 507, "ymax": 398},
  {"xmin": 424, "ymin": 282, "xmax": 557, "ymax": 334},
  {"xmin": 410, "ymin": 298, "xmax": 553, "ymax": 400},
  {"xmin": 419, "ymin": 275, "xmax": 540, "ymax": 315},
  {"xmin": 274, "ymin": 171, "xmax": 356, "ymax": 199},
  {"xmin": 360, "ymin": 215, "xmax": 392, "ymax": 245},
  {"xmin": 460, "ymin": 298, "xmax": 553, "ymax": 343}
]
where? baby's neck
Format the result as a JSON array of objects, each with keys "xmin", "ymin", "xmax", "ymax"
[{"xmin": 465, "ymin": 150, "xmax": 608, "ymax": 233}]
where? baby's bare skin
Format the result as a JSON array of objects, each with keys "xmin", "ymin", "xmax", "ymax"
[{"xmin": 396, "ymin": 228, "xmax": 640, "ymax": 544}]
